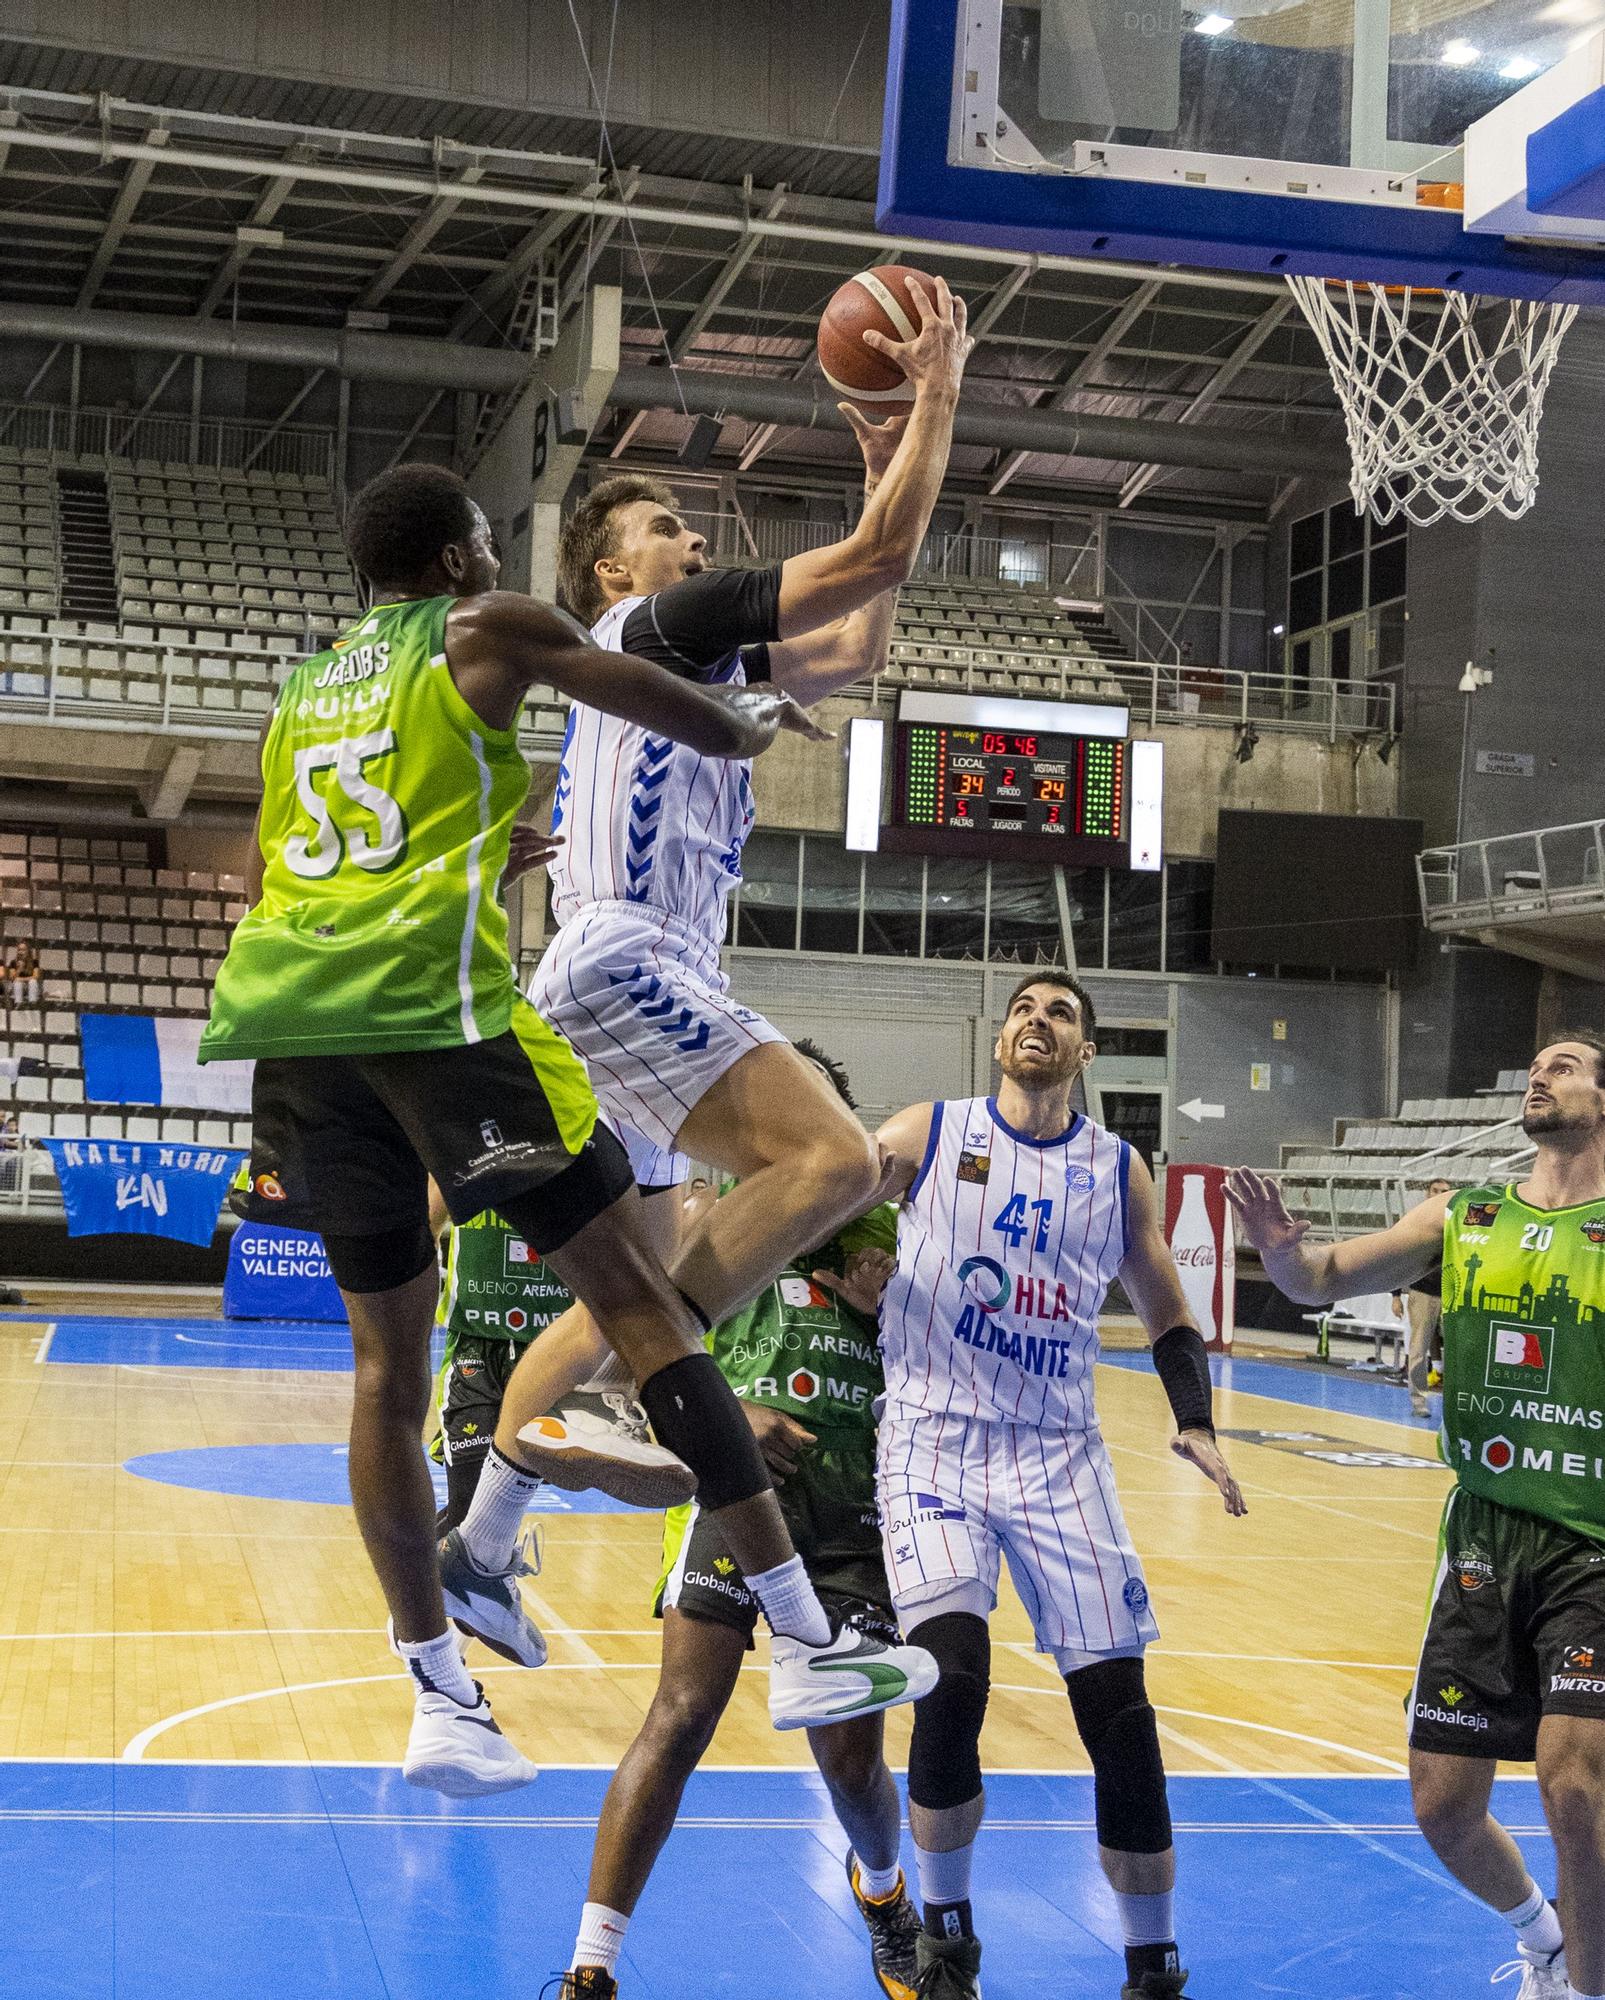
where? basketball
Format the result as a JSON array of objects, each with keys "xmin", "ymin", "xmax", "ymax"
[{"xmin": 816, "ymin": 265, "xmax": 938, "ymax": 413}]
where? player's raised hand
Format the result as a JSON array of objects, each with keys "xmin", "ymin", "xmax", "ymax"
[
  {"xmin": 1225, "ymin": 1167, "xmax": 1309, "ymax": 1257},
  {"xmin": 861, "ymin": 275, "xmax": 972, "ymax": 402},
  {"xmin": 838, "ymin": 404, "xmax": 908, "ymax": 487},
  {"xmin": 1171, "ymin": 1428, "xmax": 1248, "ymax": 1518},
  {"xmin": 812, "ymin": 1246, "xmax": 896, "ymax": 1318},
  {"xmin": 502, "ymin": 823, "xmax": 563, "ymax": 886}
]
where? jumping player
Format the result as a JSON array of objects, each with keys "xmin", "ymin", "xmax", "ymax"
[
  {"xmin": 1229, "ymin": 1034, "xmax": 1605, "ymax": 2000},
  {"xmin": 200, "ymin": 463, "xmax": 933, "ymax": 1798},
  {"xmin": 448, "ymin": 277, "xmax": 972, "ymax": 1568},
  {"xmin": 870, "ymin": 970, "xmax": 1246, "ymax": 2000},
  {"xmin": 555, "ymin": 1043, "xmax": 922, "ymax": 2000}
]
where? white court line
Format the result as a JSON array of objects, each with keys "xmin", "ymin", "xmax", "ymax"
[
  {"xmin": 174, "ymin": 1333, "xmax": 348, "ymax": 1354},
  {"xmin": 31, "ymin": 1323, "xmax": 56, "ymax": 1365},
  {"xmin": 1002, "ymin": 1641, "xmax": 1416, "ymax": 1675}
]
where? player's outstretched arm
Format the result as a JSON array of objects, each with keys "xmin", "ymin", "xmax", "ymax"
[
  {"xmin": 774, "ymin": 278, "xmax": 971, "ymax": 639},
  {"xmin": 1225, "ymin": 1167, "xmax": 1448, "ymax": 1304},
  {"xmin": 1119, "ymin": 1151, "xmax": 1246, "ymax": 1518},
  {"xmin": 444, "ymin": 592, "xmax": 827, "ymax": 755},
  {"xmin": 871, "ymin": 1100, "xmax": 939, "ymax": 1207}
]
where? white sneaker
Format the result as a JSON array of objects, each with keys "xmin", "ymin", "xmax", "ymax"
[
  {"xmin": 438, "ymin": 1526, "xmax": 548, "ymax": 1668},
  {"xmin": 768, "ymin": 1624, "xmax": 939, "ymax": 1731},
  {"xmin": 518, "ymin": 1402, "xmax": 697, "ymax": 1509},
  {"xmin": 402, "ymin": 1681, "xmax": 539, "ymax": 1797},
  {"xmin": 1492, "ymin": 1948, "xmax": 1568, "ymax": 1998}
]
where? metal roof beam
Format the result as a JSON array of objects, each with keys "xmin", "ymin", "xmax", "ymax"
[
  {"xmin": 671, "ymin": 184, "xmax": 787, "ymax": 362},
  {"xmin": 967, "ymin": 257, "xmax": 1039, "ymax": 341},
  {"xmin": 1118, "ymin": 298, "xmax": 1294, "ymax": 508},
  {"xmin": 357, "ymin": 164, "xmax": 485, "ymax": 309},
  {"xmin": 989, "ymin": 279, "xmax": 1162, "ymax": 495},
  {"xmin": 76, "ymin": 127, "xmax": 167, "ymax": 310},
  {"xmin": 193, "ymin": 156, "xmax": 301, "ymax": 319}
]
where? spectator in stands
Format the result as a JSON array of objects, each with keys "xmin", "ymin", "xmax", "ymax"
[
  {"xmin": 0, "ymin": 1109, "xmax": 17, "ymax": 1151},
  {"xmin": 1401, "ymin": 1177, "xmax": 1452, "ymax": 1417},
  {"xmin": 5, "ymin": 939, "xmax": 39, "ymax": 1004}
]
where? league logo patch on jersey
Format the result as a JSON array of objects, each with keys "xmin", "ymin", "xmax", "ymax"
[
  {"xmin": 1065, "ymin": 1164, "xmax": 1096, "ymax": 1194},
  {"xmin": 1580, "ymin": 1218, "xmax": 1605, "ymax": 1248},
  {"xmin": 1122, "ymin": 1576, "xmax": 1150, "ymax": 1614},
  {"xmin": 1485, "ymin": 1320, "xmax": 1555, "ymax": 1394},
  {"xmin": 1464, "ymin": 1201, "xmax": 1502, "ymax": 1227},
  {"xmin": 957, "ymin": 1150, "xmax": 991, "ymax": 1185}
]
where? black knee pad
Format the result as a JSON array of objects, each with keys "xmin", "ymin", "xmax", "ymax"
[
  {"xmin": 1066, "ymin": 1656, "xmax": 1173, "ymax": 1855},
  {"xmin": 639, "ymin": 1352, "xmax": 772, "ymax": 1512},
  {"xmin": 322, "ymin": 1222, "xmax": 436, "ymax": 1296},
  {"xmin": 906, "ymin": 1610, "xmax": 991, "ymax": 1811}
]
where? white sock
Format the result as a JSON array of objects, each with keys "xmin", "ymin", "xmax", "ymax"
[
  {"xmin": 915, "ymin": 1839, "xmax": 974, "ymax": 1909},
  {"xmin": 1115, "ymin": 1888, "xmax": 1176, "ymax": 1947},
  {"xmin": 745, "ymin": 1554, "xmax": 831, "ymax": 1645},
  {"xmin": 395, "ymin": 1627, "xmax": 478, "ymax": 1706},
  {"xmin": 854, "ymin": 1853, "xmax": 904, "ymax": 1901},
  {"xmin": 1501, "ymin": 1882, "xmax": 1565, "ymax": 1960},
  {"xmin": 458, "ymin": 1444, "xmax": 539, "ymax": 1573},
  {"xmin": 1568, "ymin": 1988, "xmax": 1603, "ymax": 2000},
  {"xmin": 572, "ymin": 1902, "xmax": 630, "ymax": 1974}
]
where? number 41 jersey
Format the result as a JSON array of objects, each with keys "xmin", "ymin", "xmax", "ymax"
[
  {"xmin": 881, "ymin": 1096, "xmax": 1132, "ymax": 1430},
  {"xmin": 201, "ymin": 596, "xmax": 530, "ymax": 1063}
]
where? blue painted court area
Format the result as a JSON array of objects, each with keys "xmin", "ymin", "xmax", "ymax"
[
  {"xmin": 0, "ymin": 1762, "xmax": 1547, "ymax": 1999},
  {"xmin": 6, "ymin": 1312, "xmax": 354, "ymax": 1370},
  {"xmin": 1104, "ymin": 1346, "xmax": 1439, "ymax": 1429},
  {"xmin": 122, "ymin": 1442, "xmax": 642, "ymax": 1514}
]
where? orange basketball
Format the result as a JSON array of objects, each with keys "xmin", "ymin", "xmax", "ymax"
[{"xmin": 817, "ymin": 265, "xmax": 938, "ymax": 413}]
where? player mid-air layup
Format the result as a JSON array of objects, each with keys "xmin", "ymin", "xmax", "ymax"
[
  {"xmin": 1231, "ymin": 1034, "xmax": 1605, "ymax": 2000},
  {"xmin": 865, "ymin": 970, "xmax": 1247, "ymax": 2000}
]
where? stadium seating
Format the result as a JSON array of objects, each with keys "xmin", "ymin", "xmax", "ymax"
[
  {"xmin": 880, "ymin": 580, "xmax": 1129, "ymax": 704},
  {"xmin": 0, "ymin": 447, "xmax": 62, "ymax": 617},
  {"xmin": 0, "ymin": 828, "xmax": 252, "ymax": 1161}
]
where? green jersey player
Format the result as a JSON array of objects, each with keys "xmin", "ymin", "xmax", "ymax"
[
  {"xmin": 1230, "ymin": 1033, "xmax": 1605, "ymax": 2000},
  {"xmin": 197, "ymin": 462, "xmax": 932, "ymax": 1803}
]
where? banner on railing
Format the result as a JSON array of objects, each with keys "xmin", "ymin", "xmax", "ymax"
[
  {"xmin": 40, "ymin": 1138, "xmax": 244, "ymax": 1247},
  {"xmin": 79, "ymin": 1013, "xmax": 253, "ymax": 1113},
  {"xmin": 223, "ymin": 1220, "xmax": 346, "ymax": 1323}
]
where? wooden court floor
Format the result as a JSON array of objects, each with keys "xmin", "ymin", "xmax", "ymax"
[{"xmin": 0, "ymin": 1301, "xmax": 1452, "ymax": 1780}]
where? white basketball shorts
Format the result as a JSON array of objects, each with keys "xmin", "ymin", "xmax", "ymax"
[
  {"xmin": 528, "ymin": 900, "xmax": 786, "ymax": 1188},
  {"xmin": 876, "ymin": 1409, "xmax": 1159, "ymax": 1664}
]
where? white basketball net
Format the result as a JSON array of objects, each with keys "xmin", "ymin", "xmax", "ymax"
[{"xmin": 1287, "ymin": 277, "xmax": 1577, "ymax": 526}]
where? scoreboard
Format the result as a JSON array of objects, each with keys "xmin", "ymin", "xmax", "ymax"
[
  {"xmin": 846, "ymin": 690, "xmax": 1162, "ymax": 870},
  {"xmin": 899, "ymin": 723, "xmax": 1126, "ymax": 845}
]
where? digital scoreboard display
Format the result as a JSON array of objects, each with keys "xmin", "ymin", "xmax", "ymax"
[{"xmin": 900, "ymin": 723, "xmax": 1126, "ymax": 843}]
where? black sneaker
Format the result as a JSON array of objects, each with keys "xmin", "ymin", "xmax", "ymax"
[
  {"xmin": 540, "ymin": 1972, "xmax": 618, "ymax": 2000},
  {"xmin": 1122, "ymin": 1970, "xmax": 1189, "ymax": 1998},
  {"xmin": 914, "ymin": 1930, "xmax": 982, "ymax": 1999},
  {"xmin": 845, "ymin": 1851, "xmax": 921, "ymax": 2000}
]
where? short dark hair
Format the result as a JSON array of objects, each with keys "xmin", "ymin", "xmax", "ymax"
[
  {"xmin": 558, "ymin": 473, "xmax": 679, "ymax": 624},
  {"xmin": 793, "ymin": 1036, "xmax": 857, "ymax": 1111},
  {"xmin": 345, "ymin": 463, "xmax": 479, "ymax": 590},
  {"xmin": 1004, "ymin": 968, "xmax": 1097, "ymax": 1042},
  {"xmin": 1550, "ymin": 1028, "xmax": 1605, "ymax": 1085}
]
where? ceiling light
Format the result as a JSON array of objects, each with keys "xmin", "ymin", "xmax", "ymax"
[
  {"xmin": 1194, "ymin": 12, "xmax": 1233, "ymax": 32},
  {"xmin": 1499, "ymin": 54, "xmax": 1541, "ymax": 78},
  {"xmin": 1441, "ymin": 38, "xmax": 1481, "ymax": 63}
]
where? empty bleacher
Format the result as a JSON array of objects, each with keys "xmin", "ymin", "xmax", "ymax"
[
  {"xmin": 0, "ymin": 447, "xmax": 62, "ymax": 618},
  {"xmin": 0, "ymin": 829, "xmax": 253, "ymax": 1187},
  {"xmin": 1279, "ymin": 1076, "xmax": 1533, "ymax": 1235},
  {"xmin": 882, "ymin": 579, "xmax": 1128, "ymax": 701}
]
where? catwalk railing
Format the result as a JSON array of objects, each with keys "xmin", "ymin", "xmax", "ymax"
[{"xmin": 1417, "ymin": 817, "xmax": 1605, "ymax": 931}]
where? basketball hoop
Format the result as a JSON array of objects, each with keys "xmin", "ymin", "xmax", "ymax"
[{"xmin": 1287, "ymin": 262, "xmax": 1577, "ymax": 526}]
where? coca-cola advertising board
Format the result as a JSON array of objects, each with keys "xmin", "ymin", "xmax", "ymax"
[{"xmin": 1163, "ymin": 1163, "xmax": 1235, "ymax": 1352}]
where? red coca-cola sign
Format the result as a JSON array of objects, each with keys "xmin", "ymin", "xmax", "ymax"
[{"xmin": 1162, "ymin": 1163, "xmax": 1235, "ymax": 1352}]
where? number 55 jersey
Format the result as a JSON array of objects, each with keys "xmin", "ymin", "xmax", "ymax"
[
  {"xmin": 881, "ymin": 1095, "xmax": 1133, "ymax": 1430},
  {"xmin": 201, "ymin": 597, "xmax": 530, "ymax": 1062}
]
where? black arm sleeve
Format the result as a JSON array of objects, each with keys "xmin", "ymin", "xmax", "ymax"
[
  {"xmin": 616, "ymin": 564, "xmax": 783, "ymax": 682},
  {"xmin": 1151, "ymin": 1325, "xmax": 1215, "ymax": 1435}
]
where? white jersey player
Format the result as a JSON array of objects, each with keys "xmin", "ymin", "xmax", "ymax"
[{"xmin": 844, "ymin": 971, "xmax": 1246, "ymax": 2000}]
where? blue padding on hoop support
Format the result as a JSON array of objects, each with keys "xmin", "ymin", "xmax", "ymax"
[{"xmin": 1527, "ymin": 87, "xmax": 1605, "ymax": 218}]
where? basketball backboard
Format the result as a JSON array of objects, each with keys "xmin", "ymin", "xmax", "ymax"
[{"xmin": 881, "ymin": 0, "xmax": 1605, "ymax": 300}]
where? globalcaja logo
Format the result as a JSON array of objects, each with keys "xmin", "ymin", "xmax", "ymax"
[
  {"xmin": 1412, "ymin": 1686, "xmax": 1489, "ymax": 1731},
  {"xmin": 956, "ymin": 1254, "xmax": 1010, "ymax": 1314},
  {"xmin": 1485, "ymin": 1320, "xmax": 1555, "ymax": 1394},
  {"xmin": 712, "ymin": 1556, "xmax": 735, "ymax": 1576},
  {"xmin": 1440, "ymin": 1685, "xmax": 1464, "ymax": 1707}
]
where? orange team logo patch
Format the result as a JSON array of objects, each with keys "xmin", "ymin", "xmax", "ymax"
[{"xmin": 254, "ymin": 1173, "xmax": 287, "ymax": 1202}]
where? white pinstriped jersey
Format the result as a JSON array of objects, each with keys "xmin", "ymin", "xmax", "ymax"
[
  {"xmin": 546, "ymin": 594, "xmax": 755, "ymax": 948},
  {"xmin": 881, "ymin": 1095, "xmax": 1132, "ymax": 1429}
]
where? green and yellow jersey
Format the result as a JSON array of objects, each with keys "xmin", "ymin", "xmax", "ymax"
[
  {"xmin": 437, "ymin": 1207, "xmax": 575, "ymax": 1365},
  {"xmin": 200, "ymin": 596, "xmax": 530, "ymax": 1062},
  {"xmin": 1441, "ymin": 1182, "xmax": 1605, "ymax": 1544}
]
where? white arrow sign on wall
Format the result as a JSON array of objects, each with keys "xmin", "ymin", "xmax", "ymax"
[{"xmin": 1178, "ymin": 1098, "xmax": 1226, "ymax": 1123}]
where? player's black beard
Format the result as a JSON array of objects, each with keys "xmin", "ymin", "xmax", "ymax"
[{"xmin": 1521, "ymin": 1104, "xmax": 1568, "ymax": 1136}]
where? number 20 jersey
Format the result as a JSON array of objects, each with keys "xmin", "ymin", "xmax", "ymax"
[
  {"xmin": 880, "ymin": 1096, "xmax": 1133, "ymax": 1430},
  {"xmin": 202, "ymin": 596, "xmax": 530, "ymax": 1063}
]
